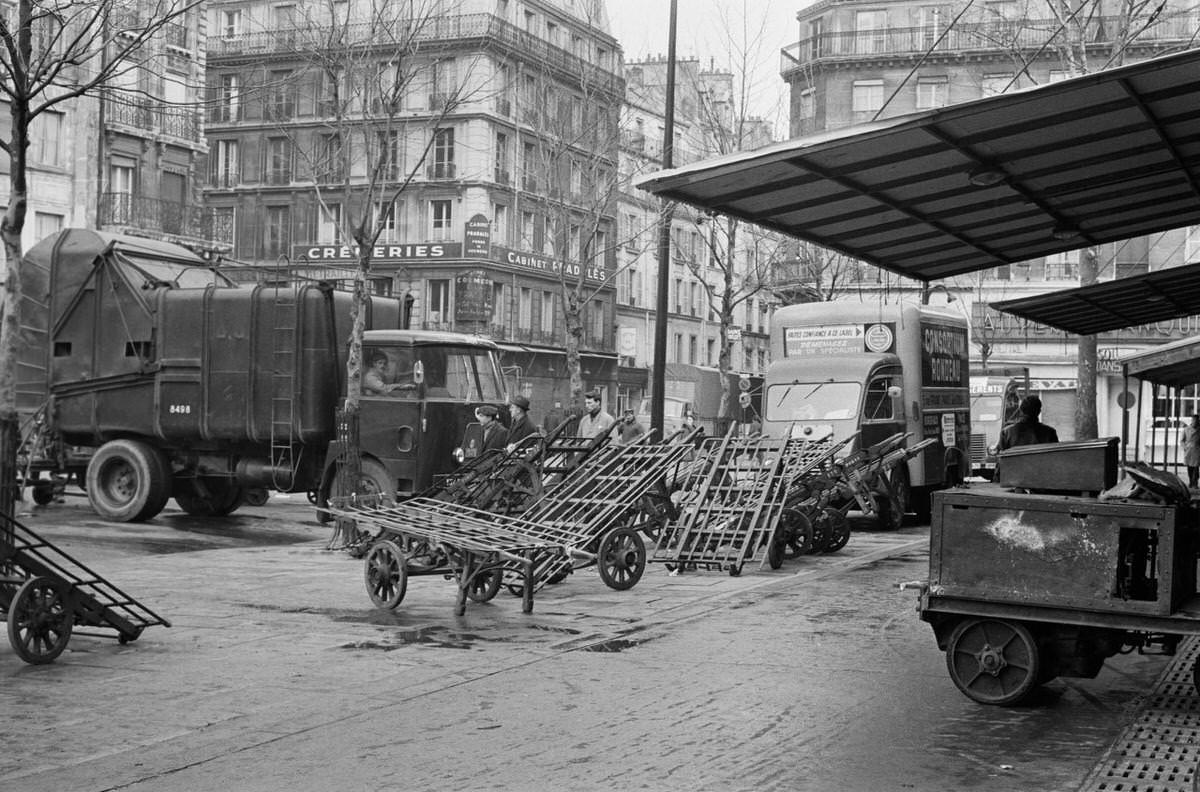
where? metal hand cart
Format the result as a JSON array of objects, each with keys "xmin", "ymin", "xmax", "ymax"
[
  {"xmin": 0, "ymin": 513, "xmax": 170, "ymax": 664},
  {"xmin": 649, "ymin": 427, "xmax": 819, "ymax": 576},
  {"xmin": 339, "ymin": 436, "xmax": 693, "ymax": 614}
]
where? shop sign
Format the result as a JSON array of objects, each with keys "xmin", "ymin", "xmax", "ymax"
[
  {"xmin": 496, "ymin": 246, "xmax": 606, "ymax": 284},
  {"xmin": 454, "ymin": 269, "xmax": 493, "ymax": 322},
  {"xmin": 464, "ymin": 214, "xmax": 491, "ymax": 258},
  {"xmin": 294, "ymin": 243, "xmax": 462, "ymax": 262}
]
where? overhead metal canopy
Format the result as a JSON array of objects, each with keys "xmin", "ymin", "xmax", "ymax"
[
  {"xmin": 990, "ymin": 261, "xmax": 1200, "ymax": 335},
  {"xmin": 1119, "ymin": 334, "xmax": 1200, "ymax": 388},
  {"xmin": 634, "ymin": 48, "xmax": 1200, "ymax": 283}
]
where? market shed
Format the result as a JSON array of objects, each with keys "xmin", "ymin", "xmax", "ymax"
[
  {"xmin": 634, "ymin": 48, "xmax": 1200, "ymax": 284},
  {"xmin": 1118, "ymin": 337, "xmax": 1200, "ymax": 470}
]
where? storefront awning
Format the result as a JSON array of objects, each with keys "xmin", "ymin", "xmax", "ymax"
[
  {"xmin": 1119, "ymin": 335, "xmax": 1200, "ymax": 388},
  {"xmin": 991, "ymin": 262, "xmax": 1200, "ymax": 336},
  {"xmin": 635, "ymin": 48, "xmax": 1200, "ymax": 283},
  {"xmin": 496, "ymin": 342, "xmax": 617, "ymax": 361}
]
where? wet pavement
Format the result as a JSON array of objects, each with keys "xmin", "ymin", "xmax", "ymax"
[{"xmin": 0, "ymin": 495, "xmax": 1193, "ymax": 791}]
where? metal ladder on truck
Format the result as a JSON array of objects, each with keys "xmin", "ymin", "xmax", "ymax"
[{"xmin": 268, "ymin": 281, "xmax": 297, "ymax": 491}]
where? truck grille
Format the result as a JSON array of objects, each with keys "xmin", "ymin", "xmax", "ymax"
[{"xmin": 969, "ymin": 432, "xmax": 988, "ymax": 463}]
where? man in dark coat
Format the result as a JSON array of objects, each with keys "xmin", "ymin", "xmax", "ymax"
[
  {"xmin": 506, "ymin": 395, "xmax": 537, "ymax": 450},
  {"xmin": 476, "ymin": 404, "xmax": 509, "ymax": 453},
  {"xmin": 997, "ymin": 395, "xmax": 1059, "ymax": 451}
]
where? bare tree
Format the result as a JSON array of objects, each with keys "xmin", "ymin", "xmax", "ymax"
[
  {"xmin": 511, "ymin": 26, "xmax": 623, "ymax": 410},
  {"xmin": 0, "ymin": 0, "xmax": 201, "ymax": 521}
]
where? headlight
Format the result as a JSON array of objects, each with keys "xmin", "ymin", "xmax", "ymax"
[{"xmin": 452, "ymin": 447, "xmax": 466, "ymax": 464}]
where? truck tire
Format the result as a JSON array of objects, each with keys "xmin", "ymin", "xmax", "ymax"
[
  {"xmin": 326, "ymin": 458, "xmax": 395, "ymax": 511},
  {"xmin": 174, "ymin": 477, "xmax": 244, "ymax": 516},
  {"xmin": 86, "ymin": 439, "xmax": 171, "ymax": 522}
]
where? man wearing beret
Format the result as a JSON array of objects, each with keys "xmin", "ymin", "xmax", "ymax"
[
  {"xmin": 475, "ymin": 404, "xmax": 509, "ymax": 453},
  {"xmin": 506, "ymin": 395, "xmax": 537, "ymax": 450}
]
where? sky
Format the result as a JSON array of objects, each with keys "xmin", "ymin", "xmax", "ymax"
[{"xmin": 602, "ymin": 0, "xmax": 809, "ymax": 126}]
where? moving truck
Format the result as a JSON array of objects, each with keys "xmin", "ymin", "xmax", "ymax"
[{"xmin": 763, "ymin": 301, "xmax": 970, "ymax": 522}]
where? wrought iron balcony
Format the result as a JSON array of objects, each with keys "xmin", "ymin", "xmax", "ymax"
[
  {"xmin": 781, "ymin": 13, "xmax": 1200, "ymax": 75},
  {"xmin": 99, "ymin": 193, "xmax": 234, "ymax": 247},
  {"xmin": 208, "ymin": 13, "xmax": 624, "ymax": 96},
  {"xmin": 104, "ymin": 98, "xmax": 200, "ymax": 141}
]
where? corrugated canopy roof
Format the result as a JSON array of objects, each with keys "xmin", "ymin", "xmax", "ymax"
[
  {"xmin": 990, "ymin": 261, "xmax": 1200, "ymax": 335},
  {"xmin": 634, "ymin": 48, "xmax": 1200, "ymax": 283},
  {"xmin": 1119, "ymin": 334, "xmax": 1200, "ymax": 388}
]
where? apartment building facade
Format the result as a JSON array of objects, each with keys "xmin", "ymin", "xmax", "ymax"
[{"xmin": 203, "ymin": 0, "xmax": 623, "ymax": 419}]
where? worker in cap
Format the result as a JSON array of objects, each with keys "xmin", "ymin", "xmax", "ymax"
[
  {"xmin": 475, "ymin": 404, "xmax": 509, "ymax": 453},
  {"xmin": 997, "ymin": 395, "xmax": 1058, "ymax": 451},
  {"xmin": 507, "ymin": 394, "xmax": 537, "ymax": 450}
]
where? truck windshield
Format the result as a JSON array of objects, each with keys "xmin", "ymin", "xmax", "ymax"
[
  {"xmin": 766, "ymin": 381, "xmax": 861, "ymax": 421},
  {"xmin": 364, "ymin": 345, "xmax": 504, "ymax": 402},
  {"xmin": 971, "ymin": 394, "xmax": 1002, "ymax": 423}
]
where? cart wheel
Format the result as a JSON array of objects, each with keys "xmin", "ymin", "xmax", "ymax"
[
  {"xmin": 945, "ymin": 618, "xmax": 1041, "ymax": 706},
  {"xmin": 767, "ymin": 532, "xmax": 786, "ymax": 570},
  {"xmin": 7, "ymin": 576, "xmax": 73, "ymax": 665},
  {"xmin": 466, "ymin": 568, "xmax": 502, "ymax": 603},
  {"xmin": 244, "ymin": 487, "xmax": 270, "ymax": 507},
  {"xmin": 597, "ymin": 527, "xmax": 645, "ymax": 591},
  {"xmin": 364, "ymin": 540, "xmax": 407, "ymax": 609},
  {"xmin": 546, "ymin": 558, "xmax": 572, "ymax": 585},
  {"xmin": 32, "ymin": 481, "xmax": 55, "ymax": 506},
  {"xmin": 781, "ymin": 509, "xmax": 813, "ymax": 558},
  {"xmin": 729, "ymin": 564, "xmax": 742, "ymax": 577},
  {"xmin": 821, "ymin": 508, "xmax": 851, "ymax": 554}
]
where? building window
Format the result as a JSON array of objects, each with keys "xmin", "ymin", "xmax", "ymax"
[
  {"xmin": 214, "ymin": 74, "xmax": 240, "ymax": 121},
  {"xmin": 799, "ymin": 88, "xmax": 815, "ymax": 120},
  {"xmin": 854, "ymin": 10, "xmax": 886, "ymax": 54},
  {"xmin": 540, "ymin": 291, "xmax": 555, "ymax": 334},
  {"xmin": 492, "ymin": 203, "xmax": 508, "ymax": 245},
  {"xmin": 590, "ymin": 299, "xmax": 604, "ymax": 340},
  {"xmin": 982, "ymin": 73, "xmax": 1014, "ymax": 97},
  {"xmin": 520, "ymin": 211, "xmax": 535, "ymax": 250},
  {"xmin": 1044, "ymin": 251, "xmax": 1076, "ymax": 280},
  {"xmin": 266, "ymin": 70, "xmax": 295, "ymax": 120},
  {"xmin": 852, "ymin": 80, "xmax": 884, "ymax": 116},
  {"xmin": 265, "ymin": 205, "xmax": 291, "ymax": 258},
  {"xmin": 430, "ymin": 199, "xmax": 453, "ymax": 241},
  {"xmin": 490, "ymin": 282, "xmax": 505, "ymax": 327},
  {"xmin": 376, "ymin": 130, "xmax": 400, "ymax": 180},
  {"xmin": 688, "ymin": 335, "xmax": 698, "ymax": 365},
  {"xmin": 807, "ymin": 17, "xmax": 824, "ymax": 59},
  {"xmin": 317, "ymin": 202, "xmax": 341, "ymax": 244},
  {"xmin": 314, "ymin": 133, "xmax": 342, "ymax": 183},
  {"xmin": 34, "ymin": 211, "xmax": 62, "ymax": 241},
  {"xmin": 918, "ymin": 5, "xmax": 946, "ymax": 46},
  {"xmin": 521, "ymin": 141, "xmax": 538, "ymax": 191},
  {"xmin": 518, "ymin": 287, "xmax": 532, "ymax": 329},
  {"xmin": 431, "ymin": 127, "xmax": 455, "ymax": 178},
  {"xmin": 431, "ymin": 58, "xmax": 457, "ymax": 109},
  {"xmin": 265, "ymin": 137, "xmax": 292, "ymax": 185},
  {"xmin": 374, "ymin": 199, "xmax": 402, "ymax": 242},
  {"xmin": 495, "ymin": 132, "xmax": 509, "ymax": 183},
  {"xmin": 1186, "ymin": 226, "xmax": 1200, "ymax": 263},
  {"xmin": 31, "ymin": 111, "xmax": 62, "ymax": 167},
  {"xmin": 427, "ymin": 279, "xmax": 451, "ymax": 326},
  {"xmin": 109, "ymin": 158, "xmax": 135, "ymax": 197},
  {"xmin": 221, "ymin": 9, "xmax": 242, "ymax": 38},
  {"xmin": 916, "ymin": 77, "xmax": 948, "ymax": 109},
  {"xmin": 672, "ymin": 333, "xmax": 682, "ymax": 363},
  {"xmin": 706, "ymin": 338, "xmax": 716, "ymax": 366},
  {"xmin": 211, "ymin": 140, "xmax": 238, "ymax": 187}
]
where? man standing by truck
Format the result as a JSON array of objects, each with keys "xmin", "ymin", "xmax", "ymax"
[{"xmin": 997, "ymin": 395, "xmax": 1059, "ymax": 451}]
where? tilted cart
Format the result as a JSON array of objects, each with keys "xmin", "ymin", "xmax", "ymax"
[{"xmin": 0, "ymin": 513, "xmax": 170, "ymax": 664}]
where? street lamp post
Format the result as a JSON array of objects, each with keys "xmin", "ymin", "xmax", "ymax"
[{"xmin": 651, "ymin": 0, "xmax": 678, "ymax": 438}]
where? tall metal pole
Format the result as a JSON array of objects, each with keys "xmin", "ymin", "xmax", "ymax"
[{"xmin": 651, "ymin": 0, "xmax": 678, "ymax": 438}]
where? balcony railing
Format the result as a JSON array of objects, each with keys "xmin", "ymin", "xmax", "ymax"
[
  {"xmin": 209, "ymin": 13, "xmax": 624, "ymax": 96},
  {"xmin": 99, "ymin": 193, "xmax": 234, "ymax": 246},
  {"xmin": 781, "ymin": 13, "xmax": 1200, "ymax": 74},
  {"xmin": 104, "ymin": 98, "xmax": 200, "ymax": 141}
]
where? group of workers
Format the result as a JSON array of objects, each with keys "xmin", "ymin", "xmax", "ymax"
[{"xmin": 473, "ymin": 389, "xmax": 647, "ymax": 455}]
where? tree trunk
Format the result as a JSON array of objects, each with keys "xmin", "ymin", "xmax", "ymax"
[
  {"xmin": 1074, "ymin": 247, "xmax": 1099, "ymax": 440},
  {"xmin": 564, "ymin": 291, "xmax": 585, "ymax": 408},
  {"xmin": 0, "ymin": 121, "xmax": 30, "ymax": 530}
]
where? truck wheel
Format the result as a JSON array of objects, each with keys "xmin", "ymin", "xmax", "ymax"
[
  {"xmin": 174, "ymin": 477, "xmax": 244, "ymax": 516},
  {"xmin": 86, "ymin": 439, "xmax": 171, "ymax": 522},
  {"xmin": 945, "ymin": 617, "xmax": 1041, "ymax": 706},
  {"xmin": 328, "ymin": 458, "xmax": 395, "ymax": 510}
]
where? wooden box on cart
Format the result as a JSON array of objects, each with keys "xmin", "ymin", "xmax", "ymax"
[{"xmin": 930, "ymin": 486, "xmax": 1195, "ymax": 616}]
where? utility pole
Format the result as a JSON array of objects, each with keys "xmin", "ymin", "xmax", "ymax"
[{"xmin": 651, "ymin": 0, "xmax": 678, "ymax": 438}]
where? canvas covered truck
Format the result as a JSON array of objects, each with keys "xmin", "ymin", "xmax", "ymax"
[
  {"xmin": 15, "ymin": 229, "xmax": 504, "ymax": 522},
  {"xmin": 763, "ymin": 301, "xmax": 971, "ymax": 525}
]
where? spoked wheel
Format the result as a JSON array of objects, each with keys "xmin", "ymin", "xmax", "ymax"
[
  {"xmin": 766, "ymin": 531, "xmax": 786, "ymax": 570},
  {"xmin": 7, "ymin": 576, "xmax": 73, "ymax": 665},
  {"xmin": 821, "ymin": 508, "xmax": 851, "ymax": 553},
  {"xmin": 597, "ymin": 527, "xmax": 646, "ymax": 591},
  {"xmin": 465, "ymin": 567, "xmax": 502, "ymax": 603},
  {"xmin": 363, "ymin": 540, "xmax": 408, "ymax": 609},
  {"xmin": 945, "ymin": 618, "xmax": 1041, "ymax": 705},
  {"xmin": 781, "ymin": 509, "xmax": 813, "ymax": 558}
]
